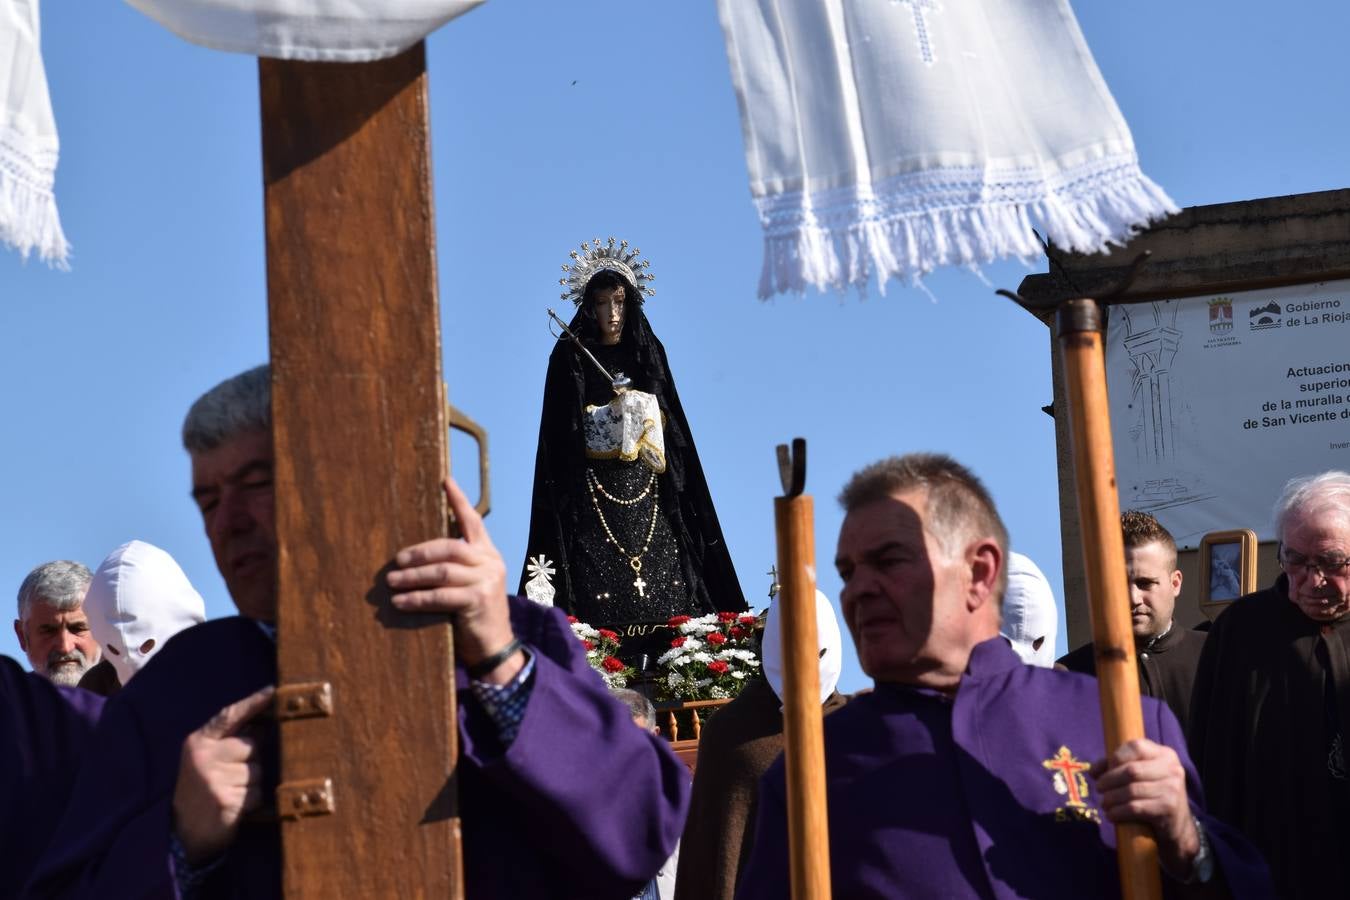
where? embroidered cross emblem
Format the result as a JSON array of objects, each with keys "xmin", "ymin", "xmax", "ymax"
[
  {"xmin": 892, "ymin": 0, "xmax": 941, "ymax": 66},
  {"xmin": 1042, "ymin": 746, "xmax": 1101, "ymax": 824}
]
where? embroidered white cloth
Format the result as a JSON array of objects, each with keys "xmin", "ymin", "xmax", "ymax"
[
  {"xmin": 0, "ymin": 0, "xmax": 69, "ymax": 266},
  {"xmin": 583, "ymin": 389, "xmax": 667, "ymax": 474},
  {"xmin": 717, "ymin": 0, "xmax": 1177, "ymax": 297},
  {"xmin": 125, "ymin": 0, "xmax": 484, "ymax": 62}
]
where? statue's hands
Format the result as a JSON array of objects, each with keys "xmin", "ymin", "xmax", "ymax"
[{"xmin": 387, "ymin": 478, "xmax": 522, "ymax": 684}]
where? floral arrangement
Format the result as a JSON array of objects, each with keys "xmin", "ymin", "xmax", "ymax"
[
  {"xmin": 568, "ymin": 617, "xmax": 636, "ymax": 689},
  {"xmin": 654, "ymin": 612, "xmax": 761, "ymax": 702}
]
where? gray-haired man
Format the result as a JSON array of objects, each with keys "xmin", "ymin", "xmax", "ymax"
[
  {"xmin": 29, "ymin": 364, "xmax": 688, "ymax": 899},
  {"xmin": 1190, "ymin": 470, "xmax": 1350, "ymax": 898},
  {"xmin": 13, "ymin": 561, "xmax": 99, "ymax": 687}
]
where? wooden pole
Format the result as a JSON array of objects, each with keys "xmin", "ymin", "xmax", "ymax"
[
  {"xmin": 773, "ymin": 440, "xmax": 831, "ymax": 900},
  {"xmin": 1057, "ymin": 299, "xmax": 1162, "ymax": 900},
  {"xmin": 261, "ymin": 44, "xmax": 462, "ymax": 898}
]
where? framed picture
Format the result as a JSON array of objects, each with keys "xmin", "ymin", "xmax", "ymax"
[{"xmin": 1198, "ymin": 529, "xmax": 1258, "ymax": 607}]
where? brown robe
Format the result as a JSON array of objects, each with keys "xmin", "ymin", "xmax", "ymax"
[
  {"xmin": 1189, "ymin": 575, "xmax": 1350, "ymax": 899},
  {"xmin": 673, "ymin": 678, "xmax": 847, "ymax": 900},
  {"xmin": 1057, "ymin": 623, "xmax": 1207, "ymax": 734}
]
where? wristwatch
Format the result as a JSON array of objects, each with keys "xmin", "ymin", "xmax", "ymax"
[{"xmin": 1184, "ymin": 816, "xmax": 1215, "ymax": 884}]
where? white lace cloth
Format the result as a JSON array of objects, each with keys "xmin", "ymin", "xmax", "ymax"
[
  {"xmin": 125, "ymin": 0, "xmax": 484, "ymax": 62},
  {"xmin": 717, "ymin": 0, "xmax": 1176, "ymax": 297},
  {"xmin": 583, "ymin": 389, "xmax": 667, "ymax": 474},
  {"xmin": 1, "ymin": 0, "xmax": 69, "ymax": 266}
]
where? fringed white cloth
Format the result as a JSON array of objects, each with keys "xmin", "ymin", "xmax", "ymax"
[
  {"xmin": 717, "ymin": 0, "xmax": 1177, "ymax": 298},
  {"xmin": 125, "ymin": 0, "xmax": 485, "ymax": 62},
  {"xmin": 1, "ymin": 0, "xmax": 69, "ymax": 267}
]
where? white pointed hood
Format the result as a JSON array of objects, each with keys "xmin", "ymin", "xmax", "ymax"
[
  {"xmin": 84, "ymin": 540, "xmax": 207, "ymax": 684},
  {"xmin": 1001, "ymin": 552, "xmax": 1059, "ymax": 668},
  {"xmin": 761, "ymin": 589, "xmax": 844, "ymax": 707}
]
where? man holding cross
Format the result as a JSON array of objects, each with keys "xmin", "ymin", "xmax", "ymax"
[
  {"xmin": 26, "ymin": 365, "xmax": 689, "ymax": 899},
  {"xmin": 736, "ymin": 453, "xmax": 1271, "ymax": 899}
]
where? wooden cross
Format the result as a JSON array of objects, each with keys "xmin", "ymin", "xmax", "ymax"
[{"xmin": 259, "ymin": 44, "xmax": 463, "ymax": 898}]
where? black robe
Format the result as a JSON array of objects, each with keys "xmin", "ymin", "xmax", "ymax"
[
  {"xmin": 1058, "ymin": 625, "xmax": 1207, "ymax": 737},
  {"xmin": 1189, "ymin": 575, "xmax": 1350, "ymax": 898},
  {"xmin": 519, "ymin": 306, "xmax": 745, "ymax": 663}
]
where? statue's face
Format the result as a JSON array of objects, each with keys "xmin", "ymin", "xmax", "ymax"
[{"xmin": 592, "ymin": 285, "xmax": 626, "ymax": 346}]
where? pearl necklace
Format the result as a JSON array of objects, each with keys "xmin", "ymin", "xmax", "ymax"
[
  {"xmin": 587, "ymin": 467, "xmax": 656, "ymax": 505},
  {"xmin": 585, "ymin": 468, "xmax": 660, "ymax": 597}
]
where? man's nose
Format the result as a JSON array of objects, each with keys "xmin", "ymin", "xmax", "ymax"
[
  {"xmin": 57, "ymin": 628, "xmax": 80, "ymax": 654},
  {"xmin": 216, "ymin": 491, "xmax": 255, "ymax": 534}
]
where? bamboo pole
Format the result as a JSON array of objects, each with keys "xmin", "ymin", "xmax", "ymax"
[
  {"xmin": 774, "ymin": 440, "xmax": 831, "ymax": 900},
  {"xmin": 1057, "ymin": 299, "xmax": 1162, "ymax": 900}
]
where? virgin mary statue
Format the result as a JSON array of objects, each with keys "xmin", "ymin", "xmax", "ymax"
[{"xmin": 519, "ymin": 238, "xmax": 747, "ymax": 661}]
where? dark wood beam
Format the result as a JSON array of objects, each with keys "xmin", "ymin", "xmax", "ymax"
[
  {"xmin": 1017, "ymin": 188, "xmax": 1350, "ymax": 311},
  {"xmin": 260, "ymin": 43, "xmax": 462, "ymax": 898}
]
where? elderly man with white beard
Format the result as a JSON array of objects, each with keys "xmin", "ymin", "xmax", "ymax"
[{"xmin": 12, "ymin": 561, "xmax": 100, "ymax": 687}]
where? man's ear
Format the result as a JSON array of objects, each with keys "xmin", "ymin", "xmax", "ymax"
[
  {"xmin": 1170, "ymin": 568, "xmax": 1183, "ymax": 598},
  {"xmin": 968, "ymin": 540, "xmax": 1003, "ymax": 611},
  {"xmin": 13, "ymin": 619, "xmax": 27, "ymax": 652}
]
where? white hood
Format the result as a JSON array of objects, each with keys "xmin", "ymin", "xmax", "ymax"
[
  {"xmin": 1001, "ymin": 551, "xmax": 1059, "ymax": 668},
  {"xmin": 761, "ymin": 589, "xmax": 844, "ymax": 707},
  {"xmin": 84, "ymin": 540, "xmax": 207, "ymax": 684}
]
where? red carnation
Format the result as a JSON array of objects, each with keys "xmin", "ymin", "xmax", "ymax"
[
  {"xmin": 597, "ymin": 629, "xmax": 620, "ymax": 642},
  {"xmin": 582, "ymin": 639, "xmax": 595, "ymax": 651},
  {"xmin": 706, "ymin": 632, "xmax": 728, "ymax": 646},
  {"xmin": 566, "ymin": 616, "xmax": 579, "ymax": 624},
  {"xmin": 707, "ymin": 660, "xmax": 730, "ymax": 675},
  {"xmin": 718, "ymin": 611, "xmax": 737, "ymax": 623},
  {"xmin": 668, "ymin": 615, "xmax": 692, "ymax": 626},
  {"xmin": 670, "ymin": 636, "xmax": 688, "ymax": 648},
  {"xmin": 729, "ymin": 626, "xmax": 747, "ymax": 640},
  {"xmin": 601, "ymin": 656, "xmax": 625, "ymax": 673},
  {"xmin": 739, "ymin": 615, "xmax": 757, "ymax": 626}
]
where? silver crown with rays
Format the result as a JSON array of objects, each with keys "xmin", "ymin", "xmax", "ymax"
[{"xmin": 559, "ymin": 237, "xmax": 655, "ymax": 305}]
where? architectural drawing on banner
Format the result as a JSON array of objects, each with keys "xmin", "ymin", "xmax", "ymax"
[
  {"xmin": 1113, "ymin": 302, "xmax": 1213, "ymax": 513},
  {"xmin": 1106, "ymin": 279, "xmax": 1350, "ymax": 548}
]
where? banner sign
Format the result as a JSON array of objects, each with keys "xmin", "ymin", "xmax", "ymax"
[{"xmin": 1105, "ymin": 279, "xmax": 1350, "ymax": 547}]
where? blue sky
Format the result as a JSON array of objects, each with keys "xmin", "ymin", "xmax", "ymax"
[{"xmin": 3, "ymin": 1, "xmax": 1348, "ymax": 693}]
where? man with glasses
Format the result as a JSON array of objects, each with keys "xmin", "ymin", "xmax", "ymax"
[{"xmin": 1190, "ymin": 470, "xmax": 1350, "ymax": 898}]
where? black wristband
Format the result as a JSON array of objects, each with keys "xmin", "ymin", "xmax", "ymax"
[{"xmin": 466, "ymin": 638, "xmax": 523, "ymax": 679}]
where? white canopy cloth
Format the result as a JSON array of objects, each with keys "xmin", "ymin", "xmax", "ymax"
[
  {"xmin": 0, "ymin": 0, "xmax": 69, "ymax": 265},
  {"xmin": 717, "ymin": 0, "xmax": 1176, "ymax": 297},
  {"xmin": 125, "ymin": 0, "xmax": 484, "ymax": 62}
]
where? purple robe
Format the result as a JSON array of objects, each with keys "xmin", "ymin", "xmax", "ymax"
[
  {"xmin": 1, "ymin": 655, "xmax": 104, "ymax": 899},
  {"xmin": 26, "ymin": 598, "xmax": 689, "ymax": 899},
  {"xmin": 736, "ymin": 638, "xmax": 1273, "ymax": 900}
]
